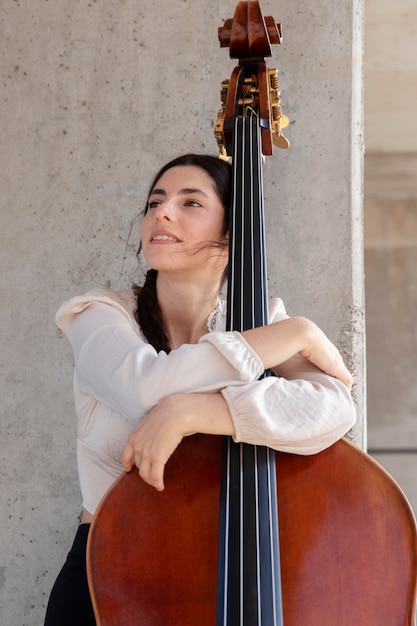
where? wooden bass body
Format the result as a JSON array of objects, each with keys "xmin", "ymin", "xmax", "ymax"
[{"xmin": 87, "ymin": 435, "xmax": 417, "ymax": 625}]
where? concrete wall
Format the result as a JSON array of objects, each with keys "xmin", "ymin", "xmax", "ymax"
[
  {"xmin": 364, "ymin": 155, "xmax": 417, "ymax": 513},
  {"xmin": 0, "ymin": 1, "xmax": 364, "ymax": 623},
  {"xmin": 364, "ymin": 0, "xmax": 417, "ymax": 516},
  {"xmin": 364, "ymin": 0, "xmax": 417, "ymax": 153}
]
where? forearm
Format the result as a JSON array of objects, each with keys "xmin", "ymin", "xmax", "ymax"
[
  {"xmin": 222, "ymin": 372, "xmax": 356, "ymax": 454},
  {"xmin": 241, "ymin": 317, "xmax": 311, "ymax": 370},
  {"xmin": 241, "ymin": 317, "xmax": 353, "ymax": 389},
  {"xmin": 175, "ymin": 392, "xmax": 235, "ymax": 438},
  {"xmin": 70, "ymin": 304, "xmax": 263, "ymax": 422}
]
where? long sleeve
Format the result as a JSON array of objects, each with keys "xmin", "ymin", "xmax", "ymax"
[
  {"xmin": 56, "ymin": 290, "xmax": 264, "ymax": 423},
  {"xmin": 56, "ymin": 289, "xmax": 355, "ymax": 514},
  {"xmin": 222, "ymin": 363, "xmax": 355, "ymax": 454},
  {"xmin": 220, "ymin": 300, "xmax": 356, "ymax": 454}
]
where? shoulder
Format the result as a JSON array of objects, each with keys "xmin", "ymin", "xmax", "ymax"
[{"xmin": 55, "ymin": 288, "xmax": 137, "ymax": 334}]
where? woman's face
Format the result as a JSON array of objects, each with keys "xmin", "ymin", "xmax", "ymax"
[{"xmin": 141, "ymin": 165, "xmax": 228, "ymax": 275}]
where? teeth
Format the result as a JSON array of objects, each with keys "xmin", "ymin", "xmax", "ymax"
[{"xmin": 152, "ymin": 235, "xmax": 177, "ymax": 241}]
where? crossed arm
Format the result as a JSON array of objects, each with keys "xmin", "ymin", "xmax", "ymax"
[{"xmin": 121, "ymin": 316, "xmax": 354, "ymax": 491}]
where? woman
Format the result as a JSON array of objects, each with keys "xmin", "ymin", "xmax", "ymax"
[{"xmin": 44, "ymin": 154, "xmax": 355, "ymax": 624}]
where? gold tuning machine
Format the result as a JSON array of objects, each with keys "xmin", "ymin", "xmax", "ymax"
[{"xmin": 269, "ymin": 69, "xmax": 290, "ymax": 149}]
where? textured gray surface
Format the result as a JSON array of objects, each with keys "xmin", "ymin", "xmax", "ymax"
[{"xmin": 0, "ymin": 1, "xmax": 364, "ymax": 623}]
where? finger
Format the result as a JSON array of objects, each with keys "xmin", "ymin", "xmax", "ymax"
[
  {"xmin": 345, "ymin": 372, "xmax": 354, "ymax": 390},
  {"xmin": 335, "ymin": 362, "xmax": 354, "ymax": 390},
  {"xmin": 139, "ymin": 459, "xmax": 165, "ymax": 492},
  {"xmin": 150, "ymin": 460, "xmax": 165, "ymax": 492},
  {"xmin": 121, "ymin": 441, "xmax": 135, "ymax": 472}
]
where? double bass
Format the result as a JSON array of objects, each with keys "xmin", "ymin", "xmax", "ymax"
[{"xmin": 87, "ymin": 2, "xmax": 417, "ymax": 624}]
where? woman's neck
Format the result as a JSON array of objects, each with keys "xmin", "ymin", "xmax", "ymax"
[{"xmin": 155, "ymin": 271, "xmax": 221, "ymax": 349}]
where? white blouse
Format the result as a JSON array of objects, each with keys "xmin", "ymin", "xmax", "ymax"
[{"xmin": 56, "ymin": 289, "xmax": 356, "ymax": 515}]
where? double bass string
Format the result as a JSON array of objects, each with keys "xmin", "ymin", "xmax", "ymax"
[
  {"xmin": 248, "ymin": 116, "xmax": 283, "ymax": 626},
  {"xmin": 247, "ymin": 115, "xmax": 283, "ymax": 626},
  {"xmin": 217, "ymin": 114, "xmax": 284, "ymax": 625},
  {"xmin": 240, "ymin": 119, "xmax": 263, "ymax": 624}
]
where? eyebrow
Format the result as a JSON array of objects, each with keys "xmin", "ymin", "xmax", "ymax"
[{"xmin": 150, "ymin": 187, "xmax": 209, "ymax": 198}]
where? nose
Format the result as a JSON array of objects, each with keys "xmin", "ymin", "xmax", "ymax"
[{"xmin": 153, "ymin": 200, "xmax": 173, "ymax": 222}]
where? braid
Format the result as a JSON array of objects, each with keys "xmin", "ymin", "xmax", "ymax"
[{"xmin": 134, "ymin": 269, "xmax": 171, "ymax": 353}]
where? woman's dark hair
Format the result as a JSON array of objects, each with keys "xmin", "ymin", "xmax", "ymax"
[{"xmin": 133, "ymin": 154, "xmax": 232, "ymax": 352}]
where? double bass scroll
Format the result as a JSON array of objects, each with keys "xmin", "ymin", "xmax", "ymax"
[{"xmin": 214, "ymin": 1, "xmax": 290, "ymax": 158}]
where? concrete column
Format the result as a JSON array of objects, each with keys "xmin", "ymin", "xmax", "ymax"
[{"xmin": 0, "ymin": 1, "xmax": 364, "ymax": 622}]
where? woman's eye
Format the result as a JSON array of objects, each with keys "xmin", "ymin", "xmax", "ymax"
[
  {"xmin": 185, "ymin": 199, "xmax": 202, "ymax": 207},
  {"xmin": 147, "ymin": 200, "xmax": 161, "ymax": 209}
]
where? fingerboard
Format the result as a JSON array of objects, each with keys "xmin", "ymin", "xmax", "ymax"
[{"xmin": 216, "ymin": 116, "xmax": 284, "ymax": 626}]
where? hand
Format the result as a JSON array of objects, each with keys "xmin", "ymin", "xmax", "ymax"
[
  {"xmin": 299, "ymin": 320, "xmax": 354, "ymax": 390},
  {"xmin": 121, "ymin": 395, "xmax": 186, "ymax": 492},
  {"xmin": 243, "ymin": 317, "xmax": 353, "ymax": 389},
  {"xmin": 121, "ymin": 393, "xmax": 234, "ymax": 491}
]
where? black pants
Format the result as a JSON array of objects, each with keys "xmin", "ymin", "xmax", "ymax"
[{"xmin": 44, "ymin": 524, "xmax": 96, "ymax": 625}]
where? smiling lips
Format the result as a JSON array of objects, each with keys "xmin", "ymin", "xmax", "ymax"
[{"xmin": 151, "ymin": 231, "xmax": 181, "ymax": 243}]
